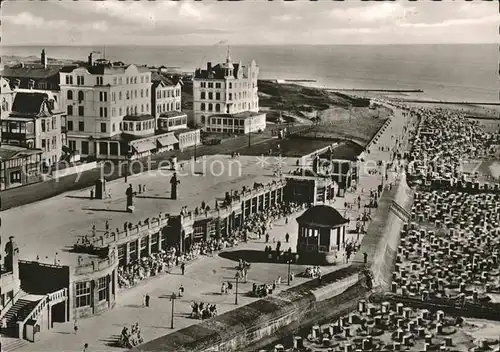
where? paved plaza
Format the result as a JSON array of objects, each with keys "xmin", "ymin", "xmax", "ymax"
[
  {"xmin": 2, "ymin": 104, "xmax": 412, "ymax": 352},
  {"xmin": 2, "ymin": 154, "xmax": 295, "ymax": 265}
]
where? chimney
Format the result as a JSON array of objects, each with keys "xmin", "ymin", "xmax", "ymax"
[
  {"xmin": 207, "ymin": 62, "xmax": 212, "ymax": 71},
  {"xmin": 88, "ymin": 52, "xmax": 94, "ymax": 66},
  {"xmin": 41, "ymin": 48, "xmax": 48, "ymax": 69}
]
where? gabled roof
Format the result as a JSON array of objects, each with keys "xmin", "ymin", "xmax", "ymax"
[
  {"xmin": 11, "ymin": 92, "xmax": 48, "ymax": 116},
  {"xmin": 194, "ymin": 62, "xmax": 242, "ymax": 80},
  {"xmin": 151, "ymin": 71, "xmax": 180, "ymax": 87},
  {"xmin": 0, "ymin": 145, "xmax": 42, "ymax": 161},
  {"xmin": 1, "ymin": 65, "xmax": 63, "ymax": 79}
]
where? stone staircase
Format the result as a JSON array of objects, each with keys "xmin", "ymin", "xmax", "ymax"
[
  {"xmin": 0, "ymin": 335, "xmax": 28, "ymax": 352},
  {"xmin": 1, "ymin": 292, "xmax": 42, "ymax": 338}
]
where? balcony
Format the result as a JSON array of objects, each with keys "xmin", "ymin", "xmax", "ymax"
[{"xmin": 1, "ymin": 131, "xmax": 35, "ymax": 141}]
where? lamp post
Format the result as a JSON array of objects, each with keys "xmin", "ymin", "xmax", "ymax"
[
  {"xmin": 169, "ymin": 292, "xmax": 177, "ymax": 329},
  {"xmin": 287, "ymin": 260, "xmax": 292, "ymax": 286},
  {"xmin": 124, "ymin": 151, "xmax": 131, "ymax": 183},
  {"xmin": 234, "ymin": 271, "xmax": 241, "ymax": 305},
  {"xmin": 194, "ymin": 130, "xmax": 198, "ymax": 162},
  {"xmin": 248, "ymin": 118, "xmax": 251, "ymax": 148}
]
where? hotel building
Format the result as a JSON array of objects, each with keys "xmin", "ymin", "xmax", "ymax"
[
  {"xmin": 192, "ymin": 50, "xmax": 266, "ymax": 133},
  {"xmin": 151, "ymin": 71, "xmax": 182, "ymax": 120},
  {"xmin": 1, "ymin": 90, "xmax": 66, "ymax": 166},
  {"xmin": 59, "ymin": 54, "xmax": 156, "ymax": 159}
]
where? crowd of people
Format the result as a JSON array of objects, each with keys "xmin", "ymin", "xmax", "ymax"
[
  {"xmin": 118, "ymin": 323, "xmax": 144, "ymax": 348},
  {"xmin": 116, "ymin": 200, "xmax": 303, "ymax": 290},
  {"xmin": 117, "ymin": 248, "xmax": 179, "ymax": 289},
  {"xmin": 190, "ymin": 302, "xmax": 218, "ymax": 320}
]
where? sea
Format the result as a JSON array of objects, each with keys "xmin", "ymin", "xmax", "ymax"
[{"xmin": 2, "ymin": 44, "xmax": 499, "ymax": 103}]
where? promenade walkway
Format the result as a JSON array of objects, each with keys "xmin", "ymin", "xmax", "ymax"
[{"xmin": 4, "ymin": 106, "xmax": 411, "ymax": 352}]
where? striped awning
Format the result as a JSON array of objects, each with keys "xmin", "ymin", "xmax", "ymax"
[
  {"xmin": 156, "ymin": 133, "xmax": 178, "ymax": 147},
  {"xmin": 131, "ymin": 141, "xmax": 156, "ymax": 154}
]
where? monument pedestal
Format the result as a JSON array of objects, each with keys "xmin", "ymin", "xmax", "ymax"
[{"xmin": 127, "ymin": 206, "xmax": 135, "ymax": 213}]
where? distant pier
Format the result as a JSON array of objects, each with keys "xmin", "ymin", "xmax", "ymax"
[
  {"xmin": 326, "ymin": 88, "xmax": 424, "ymax": 93},
  {"xmin": 399, "ymin": 99, "xmax": 500, "ymax": 106}
]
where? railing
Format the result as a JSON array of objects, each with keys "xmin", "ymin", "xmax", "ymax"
[
  {"xmin": 90, "ymin": 215, "xmax": 171, "ymax": 248},
  {"xmin": 84, "ymin": 179, "xmax": 286, "ymax": 249},
  {"xmin": 0, "ymin": 288, "xmax": 23, "ymax": 319},
  {"xmin": 48, "ymin": 288, "xmax": 68, "ymax": 303},
  {"xmin": 21, "ymin": 295, "xmax": 48, "ymax": 327},
  {"xmin": 74, "ymin": 249, "xmax": 117, "ymax": 276}
]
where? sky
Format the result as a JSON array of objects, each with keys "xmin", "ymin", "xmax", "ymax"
[{"xmin": 1, "ymin": 1, "xmax": 499, "ymax": 46}]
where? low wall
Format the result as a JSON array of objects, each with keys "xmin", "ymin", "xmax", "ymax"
[
  {"xmin": 51, "ymin": 161, "xmax": 99, "ymax": 179},
  {"xmin": 132, "ymin": 266, "xmax": 365, "ymax": 352}
]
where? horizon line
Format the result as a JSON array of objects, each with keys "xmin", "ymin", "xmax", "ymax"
[{"xmin": 1, "ymin": 42, "xmax": 496, "ymax": 47}]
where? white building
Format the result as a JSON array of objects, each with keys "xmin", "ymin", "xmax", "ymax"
[
  {"xmin": 151, "ymin": 71, "xmax": 182, "ymax": 121},
  {"xmin": 59, "ymin": 54, "xmax": 153, "ymax": 158},
  {"xmin": 192, "ymin": 49, "xmax": 264, "ymax": 133}
]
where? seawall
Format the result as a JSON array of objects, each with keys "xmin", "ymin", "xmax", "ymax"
[
  {"xmin": 132, "ymin": 267, "xmax": 366, "ymax": 352},
  {"xmin": 351, "ymin": 173, "xmax": 415, "ymax": 290}
]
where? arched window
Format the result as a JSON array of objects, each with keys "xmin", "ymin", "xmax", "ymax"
[
  {"xmin": 201, "ymin": 92, "xmax": 205, "ymax": 100},
  {"xmin": 78, "ymin": 91, "xmax": 84, "ymax": 101},
  {"xmin": 201, "ymin": 116, "xmax": 206, "ymax": 124},
  {"xmin": 141, "ymin": 104, "xmax": 144, "ymax": 113},
  {"xmin": 208, "ymin": 92, "xmax": 213, "ymax": 100},
  {"xmin": 146, "ymin": 103, "xmax": 149, "ymax": 112},
  {"xmin": 67, "ymin": 90, "xmax": 73, "ymax": 100},
  {"xmin": 215, "ymin": 104, "xmax": 220, "ymax": 112},
  {"xmin": 134, "ymin": 106, "xmax": 138, "ymax": 115},
  {"xmin": 201, "ymin": 103, "xmax": 205, "ymax": 111},
  {"xmin": 126, "ymin": 106, "xmax": 130, "ymax": 115},
  {"xmin": 170, "ymin": 103, "xmax": 173, "ymax": 111},
  {"xmin": 208, "ymin": 103, "xmax": 213, "ymax": 111},
  {"xmin": 140, "ymin": 89, "xmax": 144, "ymax": 98}
]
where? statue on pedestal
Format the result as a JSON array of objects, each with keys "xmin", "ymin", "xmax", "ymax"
[
  {"xmin": 170, "ymin": 172, "xmax": 180, "ymax": 200},
  {"xmin": 125, "ymin": 184, "xmax": 136, "ymax": 213}
]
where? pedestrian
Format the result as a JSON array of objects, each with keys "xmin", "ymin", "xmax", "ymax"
[
  {"xmin": 285, "ymin": 233, "xmax": 290, "ymax": 243},
  {"xmin": 105, "ymin": 220, "xmax": 109, "ymax": 231},
  {"xmin": 82, "ymin": 343, "xmax": 89, "ymax": 352},
  {"xmin": 363, "ymin": 252, "xmax": 368, "ymax": 264},
  {"xmin": 181, "ymin": 262, "xmax": 185, "ymax": 275},
  {"xmin": 138, "ymin": 184, "xmax": 142, "ymax": 194},
  {"xmin": 285, "ymin": 217, "xmax": 288, "ymax": 225},
  {"xmin": 178, "ymin": 285, "xmax": 184, "ymax": 297},
  {"xmin": 145, "ymin": 293, "xmax": 150, "ymax": 307},
  {"xmin": 265, "ymin": 233, "xmax": 269, "ymax": 243},
  {"xmin": 74, "ymin": 320, "xmax": 78, "ymax": 334},
  {"xmin": 143, "ymin": 184, "xmax": 147, "ymax": 193},
  {"xmin": 318, "ymin": 273, "xmax": 322, "ymax": 286},
  {"xmin": 90, "ymin": 189, "xmax": 94, "ymax": 200}
]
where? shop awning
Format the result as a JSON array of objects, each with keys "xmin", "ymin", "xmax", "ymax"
[
  {"xmin": 156, "ymin": 134, "xmax": 178, "ymax": 148},
  {"xmin": 131, "ymin": 141, "xmax": 156, "ymax": 154}
]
